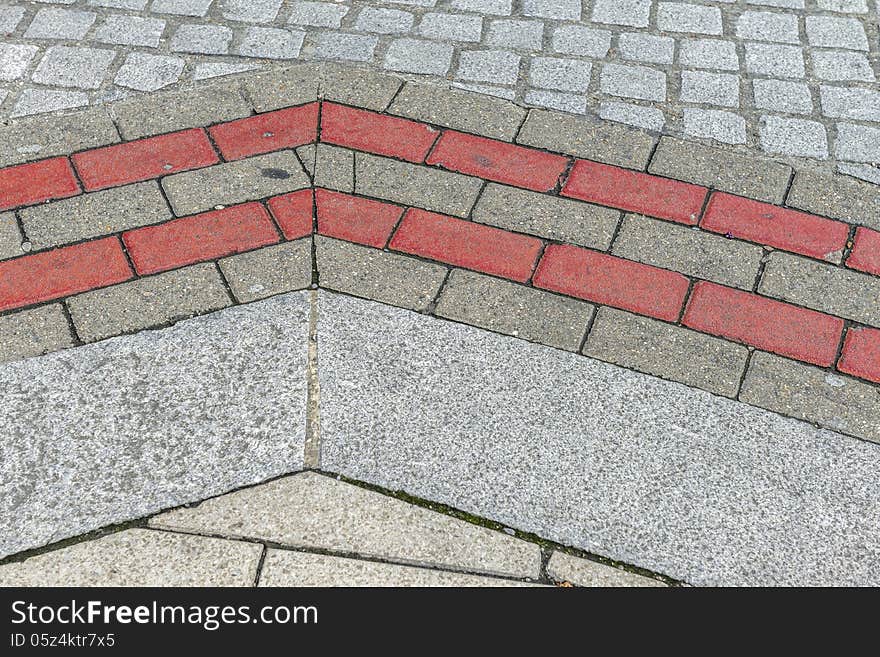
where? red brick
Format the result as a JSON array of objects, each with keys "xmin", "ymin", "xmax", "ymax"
[
  {"xmin": 316, "ymin": 188, "xmax": 403, "ymax": 248},
  {"xmin": 427, "ymin": 131, "xmax": 569, "ymax": 192},
  {"xmin": 0, "ymin": 238, "xmax": 131, "ymax": 312},
  {"xmin": 209, "ymin": 103, "xmax": 319, "ymax": 161},
  {"xmin": 0, "ymin": 158, "xmax": 80, "ymax": 211},
  {"xmin": 72, "ymin": 129, "xmax": 218, "ymax": 191},
  {"xmin": 838, "ymin": 327, "xmax": 880, "ymax": 384},
  {"xmin": 533, "ymin": 244, "xmax": 689, "ymax": 322},
  {"xmin": 268, "ymin": 189, "xmax": 314, "ymax": 240},
  {"xmin": 124, "ymin": 203, "xmax": 280, "ymax": 275},
  {"xmin": 561, "ymin": 160, "xmax": 707, "ymax": 225},
  {"xmin": 320, "ymin": 103, "xmax": 439, "ymax": 163},
  {"xmin": 682, "ymin": 282, "xmax": 843, "ymax": 367},
  {"xmin": 846, "ymin": 227, "xmax": 880, "ymax": 276},
  {"xmin": 701, "ymin": 193, "xmax": 849, "ymax": 261},
  {"xmin": 389, "ymin": 209, "xmax": 542, "ymax": 282}
]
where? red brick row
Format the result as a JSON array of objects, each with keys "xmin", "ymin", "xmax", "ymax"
[
  {"xmin": 321, "ymin": 103, "xmax": 439, "ymax": 163},
  {"xmin": 316, "ymin": 188, "xmax": 403, "ymax": 248},
  {"xmin": 838, "ymin": 327, "xmax": 880, "ymax": 384},
  {"xmin": 846, "ymin": 227, "xmax": 880, "ymax": 277},
  {"xmin": 0, "ymin": 158, "xmax": 80, "ymax": 211},
  {"xmin": 268, "ymin": 189, "xmax": 314, "ymax": 241},
  {"xmin": 210, "ymin": 103, "xmax": 319, "ymax": 161}
]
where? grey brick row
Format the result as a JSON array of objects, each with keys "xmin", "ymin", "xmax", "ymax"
[
  {"xmin": 787, "ymin": 168, "xmax": 880, "ymax": 231},
  {"xmin": 0, "ymin": 212, "xmax": 23, "ymax": 261},
  {"xmin": 0, "ymin": 305, "xmax": 74, "ymax": 364},
  {"xmin": 313, "ymin": 144, "xmax": 354, "ymax": 193},
  {"xmin": 219, "ymin": 239, "xmax": 313, "ymax": 303}
]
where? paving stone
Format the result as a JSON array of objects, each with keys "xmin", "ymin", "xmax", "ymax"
[
  {"xmin": 31, "ymin": 46, "xmax": 115, "ymax": 89},
  {"xmin": 741, "ymin": 352, "xmax": 880, "ymax": 443},
  {"xmin": 744, "ymin": 43, "xmax": 805, "ymax": 78},
  {"xmin": 0, "ymin": 212, "xmax": 22, "ymax": 261},
  {"xmin": 600, "ymin": 63, "xmax": 666, "ymax": 102},
  {"xmin": 487, "ymin": 19, "xmax": 543, "ymax": 50},
  {"xmin": 296, "ymin": 144, "xmax": 316, "ymax": 176},
  {"xmin": 162, "ymin": 151, "xmax": 309, "ymax": 216},
  {"xmin": 238, "ymin": 27, "xmax": 304, "ymax": 59},
  {"xmin": 220, "ymin": 0, "xmax": 283, "ymax": 23},
  {"xmin": 259, "ymin": 550, "xmax": 536, "ymax": 587},
  {"xmin": 419, "ymin": 12, "xmax": 482, "ymax": 41},
  {"xmin": 354, "ymin": 152, "xmax": 482, "ymax": 218},
  {"xmin": 434, "ymin": 270, "xmax": 592, "ymax": 351},
  {"xmin": 547, "ymin": 551, "xmax": 666, "ymax": 587},
  {"xmin": 354, "ymin": 7, "xmax": 415, "ymax": 34},
  {"xmin": 68, "ymin": 264, "xmax": 231, "ymax": 342},
  {"xmin": 170, "ymin": 24, "xmax": 232, "ymax": 54},
  {"xmin": 319, "ymin": 62, "xmax": 402, "ymax": 111},
  {"xmin": 838, "ymin": 163, "xmax": 880, "ymax": 185},
  {"xmin": 753, "ymin": 79, "xmax": 813, "ymax": 114},
  {"xmin": 683, "ymin": 108, "xmax": 746, "ymax": 144},
  {"xmin": 95, "ymin": 15, "xmax": 165, "ymax": 47},
  {"xmin": 736, "ymin": 10, "xmax": 800, "ymax": 44},
  {"xmin": 0, "ymin": 292, "xmax": 310, "ymax": 558},
  {"xmin": 450, "ymin": 0, "xmax": 512, "ymax": 13},
  {"xmin": 458, "ymin": 50, "xmax": 521, "ymax": 85},
  {"xmin": 787, "ymin": 167, "xmax": 880, "ymax": 230},
  {"xmin": 618, "ymin": 32, "xmax": 675, "ymax": 65},
  {"xmin": 759, "ymin": 116, "xmax": 828, "ymax": 158},
  {"xmin": 313, "ymin": 143, "xmax": 354, "ymax": 192},
  {"xmin": 316, "ymin": 236, "xmax": 447, "ymax": 311},
  {"xmin": 811, "ymin": 51, "xmax": 875, "ymax": 82},
  {"xmin": 0, "ymin": 305, "xmax": 74, "ymax": 364},
  {"xmin": 591, "ymin": 0, "xmax": 651, "ymax": 27},
  {"xmin": 522, "ymin": 0, "xmax": 579, "ymax": 19},
  {"xmin": 0, "ymin": 7, "xmax": 26, "ymax": 34},
  {"xmin": 0, "ymin": 45, "xmax": 39, "ymax": 82},
  {"xmin": 817, "ymin": 0, "xmax": 868, "ymax": 10},
  {"xmin": 524, "ymin": 88, "xmax": 586, "ymax": 112},
  {"xmin": 680, "ymin": 70, "xmax": 739, "ymax": 107},
  {"xmin": 835, "ymin": 123, "xmax": 880, "ymax": 164},
  {"xmin": 241, "ymin": 64, "xmax": 319, "ymax": 112},
  {"xmin": 110, "ymin": 79, "xmax": 251, "ymax": 140},
  {"xmin": 192, "ymin": 62, "xmax": 259, "ymax": 80},
  {"xmin": 115, "ymin": 53, "xmax": 184, "ymax": 92},
  {"xmin": 317, "ymin": 291, "xmax": 880, "ymax": 585},
  {"xmin": 454, "ymin": 82, "xmax": 516, "ymax": 100},
  {"xmin": 90, "ymin": 0, "xmax": 148, "ymax": 7},
  {"xmin": 679, "ymin": 38, "xmax": 739, "ymax": 71},
  {"xmin": 0, "ymin": 107, "xmax": 119, "ymax": 167},
  {"xmin": 805, "ymin": 15, "xmax": 868, "ymax": 50},
  {"xmin": 613, "ymin": 214, "xmax": 763, "ymax": 289},
  {"xmin": 384, "ymin": 38, "xmax": 452, "ymax": 75},
  {"xmin": 0, "ymin": 529, "xmax": 261, "ymax": 586},
  {"xmin": 649, "ymin": 137, "xmax": 792, "ymax": 204},
  {"xmin": 518, "ymin": 108, "xmax": 656, "ymax": 168},
  {"xmin": 314, "ymin": 32, "xmax": 379, "ymax": 62},
  {"xmin": 551, "ymin": 24, "xmax": 611, "ymax": 57},
  {"xmin": 584, "ymin": 307, "xmax": 749, "ymax": 397},
  {"xmin": 388, "ymin": 82, "xmax": 525, "ymax": 140},
  {"xmin": 11, "ymin": 89, "xmax": 88, "ymax": 117},
  {"xmin": 473, "ymin": 183, "xmax": 619, "ymax": 249},
  {"xmin": 151, "ymin": 0, "xmax": 214, "ymax": 15},
  {"xmin": 657, "ymin": 3, "xmax": 722, "ymax": 35},
  {"xmin": 529, "ymin": 57, "xmax": 591, "ymax": 92},
  {"xmin": 219, "ymin": 239, "xmax": 313, "ymax": 302},
  {"xmin": 598, "ymin": 101, "xmax": 665, "ymax": 132},
  {"xmin": 819, "ymin": 86, "xmax": 880, "ymax": 122},
  {"xmin": 24, "ymin": 8, "xmax": 97, "ymax": 40},
  {"xmin": 288, "ymin": 1, "xmax": 348, "ymax": 28},
  {"xmin": 758, "ymin": 251, "xmax": 880, "ymax": 327}
]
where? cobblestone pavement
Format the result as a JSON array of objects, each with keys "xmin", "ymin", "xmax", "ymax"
[{"xmin": 0, "ymin": 1, "xmax": 878, "ymax": 183}]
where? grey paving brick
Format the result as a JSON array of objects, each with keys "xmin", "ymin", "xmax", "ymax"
[
  {"xmin": 163, "ymin": 151, "xmax": 309, "ymax": 216},
  {"xmin": 805, "ymin": 16, "xmax": 868, "ymax": 50},
  {"xmin": 517, "ymin": 108, "xmax": 656, "ymax": 168},
  {"xmin": 237, "ymin": 27, "xmax": 304, "ymax": 59},
  {"xmin": 473, "ymin": 183, "xmax": 619, "ymax": 249},
  {"xmin": 657, "ymin": 3, "xmax": 722, "ymax": 35},
  {"xmin": 288, "ymin": 1, "xmax": 348, "ymax": 28},
  {"xmin": 0, "ymin": 212, "xmax": 23, "ymax": 261},
  {"xmin": 68, "ymin": 264, "xmax": 231, "ymax": 343},
  {"xmin": 819, "ymin": 86, "xmax": 880, "ymax": 122},
  {"xmin": 649, "ymin": 136, "xmax": 793, "ymax": 203},
  {"xmin": 487, "ymin": 19, "xmax": 544, "ymax": 51},
  {"xmin": 11, "ymin": 89, "xmax": 88, "ymax": 118},
  {"xmin": 319, "ymin": 62, "xmax": 402, "ymax": 111},
  {"xmin": 758, "ymin": 252, "xmax": 880, "ymax": 326},
  {"xmin": 220, "ymin": 0, "xmax": 283, "ymax": 23},
  {"xmin": 354, "ymin": 7, "xmax": 415, "ymax": 34},
  {"xmin": 679, "ymin": 38, "xmax": 739, "ymax": 71},
  {"xmin": 600, "ymin": 63, "xmax": 666, "ymax": 102},
  {"xmin": 354, "ymin": 152, "xmax": 482, "ymax": 217},
  {"xmin": 522, "ymin": 0, "xmax": 580, "ymax": 19},
  {"xmin": 388, "ymin": 82, "xmax": 525, "ymax": 140},
  {"xmin": 524, "ymin": 90, "xmax": 586, "ymax": 113},
  {"xmin": 741, "ymin": 352, "xmax": 880, "ymax": 443},
  {"xmin": 435, "ymin": 269, "xmax": 593, "ymax": 351},
  {"xmin": 95, "ymin": 15, "xmax": 165, "ymax": 47},
  {"xmin": 838, "ymin": 163, "xmax": 880, "ymax": 186},
  {"xmin": 598, "ymin": 101, "xmax": 665, "ymax": 132},
  {"xmin": 680, "ymin": 70, "xmax": 739, "ymax": 107},
  {"xmin": 0, "ymin": 44, "xmax": 39, "ymax": 82},
  {"xmin": 21, "ymin": 182, "xmax": 170, "ymax": 250},
  {"xmin": 314, "ymin": 32, "xmax": 379, "ymax": 62},
  {"xmin": 450, "ymin": 0, "xmax": 512, "ymax": 13},
  {"xmin": 759, "ymin": 116, "xmax": 828, "ymax": 159},
  {"xmin": 591, "ymin": 0, "xmax": 651, "ymax": 27},
  {"xmin": 32, "ymin": 46, "xmax": 115, "ymax": 89},
  {"xmin": 458, "ymin": 50, "xmax": 521, "ymax": 85},
  {"xmin": 110, "ymin": 79, "xmax": 251, "ymax": 139},
  {"xmin": 0, "ymin": 107, "xmax": 119, "ymax": 167},
  {"xmin": 835, "ymin": 123, "xmax": 880, "ymax": 164},
  {"xmin": 683, "ymin": 108, "xmax": 747, "ymax": 144},
  {"xmin": 547, "ymin": 551, "xmax": 666, "ymax": 587},
  {"xmin": 0, "ymin": 6, "xmax": 26, "ymax": 34},
  {"xmin": 619, "ymin": 32, "xmax": 675, "ymax": 65},
  {"xmin": 551, "ymin": 24, "xmax": 611, "ymax": 58},
  {"xmin": 384, "ymin": 38, "xmax": 452, "ymax": 75},
  {"xmin": 0, "ymin": 529, "xmax": 261, "ymax": 587},
  {"xmin": 419, "ymin": 12, "xmax": 482, "ymax": 41},
  {"xmin": 150, "ymin": 0, "xmax": 213, "ymax": 16},
  {"xmin": 744, "ymin": 43, "xmax": 805, "ymax": 78},
  {"xmin": 0, "ymin": 305, "xmax": 73, "ymax": 364},
  {"xmin": 295, "ymin": 144, "xmax": 315, "ymax": 176},
  {"xmin": 24, "ymin": 8, "xmax": 96, "ymax": 40},
  {"xmin": 583, "ymin": 307, "xmax": 749, "ymax": 398},
  {"xmin": 736, "ymin": 10, "xmax": 800, "ymax": 44},
  {"xmin": 529, "ymin": 57, "xmax": 591, "ymax": 92},
  {"xmin": 241, "ymin": 64, "xmax": 319, "ymax": 112},
  {"xmin": 753, "ymin": 79, "xmax": 813, "ymax": 114},
  {"xmin": 313, "ymin": 144, "xmax": 354, "ymax": 192},
  {"xmin": 811, "ymin": 51, "xmax": 875, "ymax": 82},
  {"xmin": 115, "ymin": 53, "xmax": 184, "ymax": 92},
  {"xmin": 170, "ymin": 24, "xmax": 232, "ymax": 54},
  {"xmin": 787, "ymin": 167, "xmax": 880, "ymax": 230},
  {"xmin": 219, "ymin": 239, "xmax": 312, "ymax": 303},
  {"xmin": 316, "ymin": 236, "xmax": 447, "ymax": 311}
]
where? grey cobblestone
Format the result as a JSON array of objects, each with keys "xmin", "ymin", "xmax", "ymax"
[
  {"xmin": 819, "ymin": 86, "xmax": 880, "ymax": 122},
  {"xmin": 753, "ymin": 79, "xmax": 813, "ymax": 114},
  {"xmin": 458, "ymin": 50, "xmax": 521, "ymax": 85},
  {"xmin": 25, "ymin": 8, "xmax": 96, "ymax": 40},
  {"xmin": 95, "ymin": 15, "xmax": 165, "ymax": 47},
  {"xmin": 683, "ymin": 108, "xmax": 746, "ymax": 144},
  {"xmin": 151, "ymin": 0, "xmax": 213, "ymax": 16},
  {"xmin": 759, "ymin": 116, "xmax": 829, "ymax": 158},
  {"xmin": 32, "ymin": 46, "xmax": 116, "ymax": 89},
  {"xmin": 525, "ymin": 89, "xmax": 585, "ymax": 113},
  {"xmin": 0, "ymin": 44, "xmax": 39, "ymax": 82},
  {"xmin": 170, "ymin": 24, "xmax": 232, "ymax": 54},
  {"xmin": 385, "ymin": 38, "xmax": 452, "ymax": 74},
  {"xmin": 600, "ymin": 63, "xmax": 666, "ymax": 102},
  {"xmin": 11, "ymin": 89, "xmax": 88, "ymax": 117},
  {"xmin": 736, "ymin": 10, "xmax": 800, "ymax": 44},
  {"xmin": 744, "ymin": 43, "xmax": 805, "ymax": 78},
  {"xmin": 658, "ymin": 3, "xmax": 722, "ymax": 35},
  {"xmin": 237, "ymin": 27, "xmax": 304, "ymax": 59},
  {"xmin": 219, "ymin": 239, "xmax": 313, "ymax": 303},
  {"xmin": 523, "ymin": 0, "xmax": 580, "ymax": 20},
  {"xmin": 419, "ymin": 12, "xmax": 482, "ymax": 41},
  {"xmin": 221, "ymin": 0, "xmax": 283, "ymax": 23},
  {"xmin": 288, "ymin": 1, "xmax": 349, "ymax": 28},
  {"xmin": 835, "ymin": 123, "xmax": 880, "ymax": 164},
  {"xmin": 679, "ymin": 38, "xmax": 739, "ymax": 71},
  {"xmin": 355, "ymin": 7, "xmax": 415, "ymax": 33},
  {"xmin": 591, "ymin": 0, "xmax": 651, "ymax": 27},
  {"xmin": 551, "ymin": 25, "xmax": 611, "ymax": 57},
  {"xmin": 314, "ymin": 31, "xmax": 378, "ymax": 61},
  {"xmin": 0, "ymin": 7, "xmax": 26, "ymax": 34},
  {"xmin": 805, "ymin": 15, "xmax": 869, "ymax": 50},
  {"xmin": 529, "ymin": 57, "xmax": 591, "ymax": 92},
  {"xmin": 0, "ymin": 305, "xmax": 74, "ymax": 364},
  {"xmin": 618, "ymin": 32, "xmax": 675, "ymax": 65},
  {"xmin": 680, "ymin": 70, "xmax": 739, "ymax": 107},
  {"xmin": 811, "ymin": 51, "xmax": 875, "ymax": 81},
  {"xmin": 487, "ymin": 19, "xmax": 544, "ymax": 50},
  {"xmin": 115, "ymin": 53, "xmax": 184, "ymax": 92}
]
